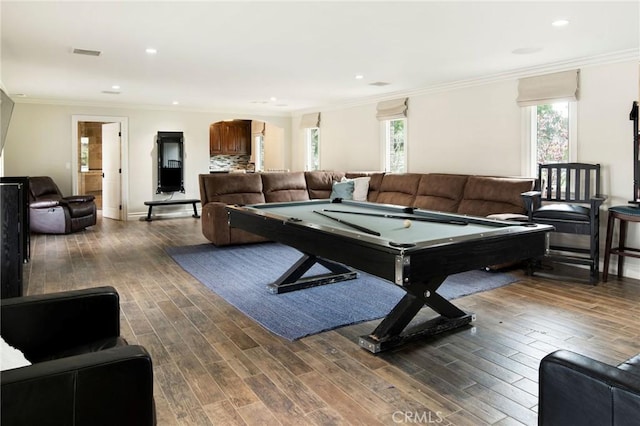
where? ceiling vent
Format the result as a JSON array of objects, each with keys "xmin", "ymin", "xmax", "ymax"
[
  {"xmin": 369, "ymin": 82, "xmax": 391, "ymax": 87},
  {"xmin": 73, "ymin": 48, "xmax": 101, "ymax": 57},
  {"xmin": 101, "ymin": 90, "xmax": 120, "ymax": 95}
]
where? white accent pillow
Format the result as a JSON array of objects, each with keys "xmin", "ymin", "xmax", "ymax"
[
  {"xmin": 342, "ymin": 176, "xmax": 371, "ymax": 201},
  {"xmin": 1, "ymin": 335, "xmax": 31, "ymax": 371}
]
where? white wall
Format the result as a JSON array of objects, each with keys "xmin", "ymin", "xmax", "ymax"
[
  {"xmin": 3, "ymin": 103, "xmax": 291, "ymax": 217},
  {"xmin": 5, "ymin": 60, "xmax": 639, "ymax": 278},
  {"xmin": 292, "ymin": 60, "xmax": 640, "ymax": 278}
]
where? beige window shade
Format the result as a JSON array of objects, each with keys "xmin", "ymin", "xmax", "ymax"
[
  {"xmin": 376, "ymin": 98, "xmax": 408, "ymax": 120},
  {"xmin": 300, "ymin": 112, "xmax": 321, "ymax": 128},
  {"xmin": 517, "ymin": 69, "xmax": 579, "ymax": 106}
]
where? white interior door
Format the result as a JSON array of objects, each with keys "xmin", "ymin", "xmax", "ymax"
[{"xmin": 102, "ymin": 122, "xmax": 121, "ymax": 220}]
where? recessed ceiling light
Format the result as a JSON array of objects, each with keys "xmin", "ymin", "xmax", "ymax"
[
  {"xmin": 552, "ymin": 19, "xmax": 569, "ymax": 27},
  {"xmin": 512, "ymin": 47, "xmax": 543, "ymax": 55},
  {"xmin": 145, "ymin": 48, "xmax": 157, "ymax": 54},
  {"xmin": 269, "ymin": 96, "xmax": 278, "ymax": 102},
  {"xmin": 111, "ymin": 85, "xmax": 120, "ymax": 90},
  {"xmin": 172, "ymin": 101, "xmax": 179, "ymax": 105},
  {"xmin": 355, "ymin": 74, "xmax": 364, "ymax": 80}
]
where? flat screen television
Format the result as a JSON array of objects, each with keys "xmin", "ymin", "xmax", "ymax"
[{"xmin": 0, "ymin": 89, "xmax": 15, "ymax": 157}]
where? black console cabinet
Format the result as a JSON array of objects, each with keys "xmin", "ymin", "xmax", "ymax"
[
  {"xmin": 0, "ymin": 176, "xmax": 29, "ymax": 262},
  {"xmin": 1, "ymin": 182, "xmax": 24, "ymax": 298}
]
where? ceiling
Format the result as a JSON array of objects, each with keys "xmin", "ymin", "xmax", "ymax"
[{"xmin": 1, "ymin": 1, "xmax": 638, "ymax": 114}]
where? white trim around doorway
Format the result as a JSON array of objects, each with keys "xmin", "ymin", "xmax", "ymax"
[{"xmin": 71, "ymin": 115, "xmax": 129, "ymax": 220}]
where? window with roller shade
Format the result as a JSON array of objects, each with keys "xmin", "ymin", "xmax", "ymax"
[
  {"xmin": 377, "ymin": 98, "xmax": 408, "ymax": 173},
  {"xmin": 518, "ymin": 70, "xmax": 579, "ymax": 176},
  {"xmin": 300, "ymin": 113, "xmax": 321, "ymax": 171}
]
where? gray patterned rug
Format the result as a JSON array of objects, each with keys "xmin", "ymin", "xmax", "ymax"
[{"xmin": 166, "ymin": 243, "xmax": 518, "ymax": 341}]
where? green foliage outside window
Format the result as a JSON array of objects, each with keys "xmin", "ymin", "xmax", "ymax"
[
  {"xmin": 308, "ymin": 128, "xmax": 320, "ymax": 171},
  {"xmin": 389, "ymin": 119, "xmax": 406, "ymax": 173},
  {"xmin": 536, "ymin": 103, "xmax": 569, "ymax": 164}
]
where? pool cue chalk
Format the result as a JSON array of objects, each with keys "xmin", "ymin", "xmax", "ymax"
[{"xmin": 403, "ymin": 219, "xmax": 412, "ymax": 228}]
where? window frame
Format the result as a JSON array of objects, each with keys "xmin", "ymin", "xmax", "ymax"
[
  {"xmin": 381, "ymin": 118, "xmax": 408, "ymax": 173},
  {"xmin": 305, "ymin": 127, "xmax": 320, "ymax": 171}
]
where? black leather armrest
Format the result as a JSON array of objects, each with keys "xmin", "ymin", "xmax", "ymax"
[
  {"xmin": 539, "ymin": 350, "xmax": 640, "ymax": 426},
  {"xmin": 1, "ymin": 345, "xmax": 155, "ymax": 426},
  {"xmin": 30, "ymin": 199, "xmax": 61, "ymax": 208},
  {"xmin": 1, "ymin": 287, "xmax": 120, "ymax": 361},
  {"xmin": 63, "ymin": 194, "xmax": 96, "ymax": 203}
]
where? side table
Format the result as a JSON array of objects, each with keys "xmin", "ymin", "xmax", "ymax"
[{"xmin": 603, "ymin": 205, "xmax": 640, "ymax": 282}]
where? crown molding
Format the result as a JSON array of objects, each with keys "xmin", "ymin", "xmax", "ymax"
[
  {"xmin": 292, "ymin": 48, "xmax": 639, "ymax": 116},
  {"xmin": 12, "ymin": 97, "xmax": 292, "ymax": 119},
  {"xmin": 11, "ymin": 48, "xmax": 638, "ymax": 119}
]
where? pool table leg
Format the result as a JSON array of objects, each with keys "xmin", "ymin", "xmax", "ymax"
[
  {"xmin": 267, "ymin": 253, "xmax": 358, "ymax": 294},
  {"xmin": 359, "ymin": 276, "xmax": 473, "ymax": 353}
]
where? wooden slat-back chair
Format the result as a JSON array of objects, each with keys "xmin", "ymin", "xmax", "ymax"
[{"xmin": 523, "ymin": 163, "xmax": 606, "ymax": 284}]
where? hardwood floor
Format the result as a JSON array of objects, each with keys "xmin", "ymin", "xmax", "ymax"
[{"xmin": 24, "ymin": 214, "xmax": 640, "ymax": 425}]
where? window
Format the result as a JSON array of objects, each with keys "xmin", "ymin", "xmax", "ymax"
[
  {"xmin": 305, "ymin": 127, "xmax": 320, "ymax": 171},
  {"xmin": 527, "ymin": 101, "xmax": 577, "ymax": 176},
  {"xmin": 383, "ymin": 118, "xmax": 407, "ymax": 173},
  {"xmin": 80, "ymin": 137, "xmax": 89, "ymax": 172},
  {"xmin": 253, "ymin": 134, "xmax": 264, "ymax": 171}
]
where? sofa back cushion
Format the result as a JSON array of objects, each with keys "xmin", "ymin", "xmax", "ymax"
[
  {"xmin": 261, "ymin": 172, "xmax": 310, "ymax": 203},
  {"xmin": 413, "ymin": 174, "xmax": 469, "ymax": 212},
  {"xmin": 375, "ymin": 173, "xmax": 421, "ymax": 206},
  {"xmin": 305, "ymin": 171, "xmax": 345, "ymax": 199},
  {"xmin": 458, "ymin": 176, "xmax": 535, "ymax": 216},
  {"xmin": 199, "ymin": 174, "xmax": 266, "ymax": 205},
  {"xmin": 29, "ymin": 176, "xmax": 62, "ymax": 201}
]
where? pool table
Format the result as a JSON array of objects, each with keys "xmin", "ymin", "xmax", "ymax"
[{"xmin": 227, "ymin": 199, "xmax": 552, "ymax": 353}]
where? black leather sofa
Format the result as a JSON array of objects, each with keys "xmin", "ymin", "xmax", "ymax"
[
  {"xmin": 28, "ymin": 176, "xmax": 97, "ymax": 234},
  {"xmin": 0, "ymin": 287, "xmax": 156, "ymax": 426},
  {"xmin": 539, "ymin": 350, "xmax": 640, "ymax": 426}
]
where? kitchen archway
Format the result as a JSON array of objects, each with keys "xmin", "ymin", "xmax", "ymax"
[{"xmin": 208, "ymin": 119, "xmax": 285, "ymax": 173}]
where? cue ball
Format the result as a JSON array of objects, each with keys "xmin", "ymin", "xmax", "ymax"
[{"xmin": 403, "ymin": 219, "xmax": 412, "ymax": 228}]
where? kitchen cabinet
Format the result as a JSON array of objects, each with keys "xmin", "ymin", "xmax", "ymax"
[{"xmin": 210, "ymin": 120, "xmax": 251, "ymax": 155}]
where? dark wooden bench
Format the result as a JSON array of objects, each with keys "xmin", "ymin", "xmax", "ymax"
[{"xmin": 144, "ymin": 199, "xmax": 200, "ymax": 222}]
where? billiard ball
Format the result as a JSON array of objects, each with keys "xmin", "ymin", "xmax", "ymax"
[{"xmin": 403, "ymin": 219, "xmax": 412, "ymax": 228}]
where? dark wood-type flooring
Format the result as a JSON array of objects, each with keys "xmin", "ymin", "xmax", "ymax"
[{"xmin": 24, "ymin": 214, "xmax": 640, "ymax": 425}]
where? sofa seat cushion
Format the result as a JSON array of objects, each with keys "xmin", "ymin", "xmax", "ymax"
[
  {"xmin": 414, "ymin": 174, "xmax": 468, "ymax": 212},
  {"xmin": 533, "ymin": 204, "xmax": 591, "ymax": 222},
  {"xmin": 262, "ymin": 172, "xmax": 310, "ymax": 203},
  {"xmin": 375, "ymin": 173, "xmax": 421, "ymax": 206},
  {"xmin": 458, "ymin": 176, "xmax": 535, "ymax": 216},
  {"xmin": 65, "ymin": 201, "xmax": 95, "ymax": 218},
  {"xmin": 305, "ymin": 171, "xmax": 345, "ymax": 199}
]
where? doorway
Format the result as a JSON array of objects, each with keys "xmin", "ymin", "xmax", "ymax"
[{"xmin": 72, "ymin": 115, "xmax": 128, "ymax": 220}]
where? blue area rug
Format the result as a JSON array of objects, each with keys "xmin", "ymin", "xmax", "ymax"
[{"xmin": 166, "ymin": 243, "xmax": 518, "ymax": 341}]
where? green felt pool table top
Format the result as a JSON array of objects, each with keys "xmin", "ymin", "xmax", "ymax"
[{"xmin": 243, "ymin": 199, "xmax": 542, "ymax": 249}]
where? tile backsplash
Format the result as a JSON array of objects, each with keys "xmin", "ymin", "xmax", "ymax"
[{"xmin": 209, "ymin": 155, "xmax": 251, "ymax": 171}]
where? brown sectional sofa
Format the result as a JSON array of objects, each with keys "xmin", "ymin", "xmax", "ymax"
[{"xmin": 198, "ymin": 171, "xmax": 536, "ymax": 246}]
